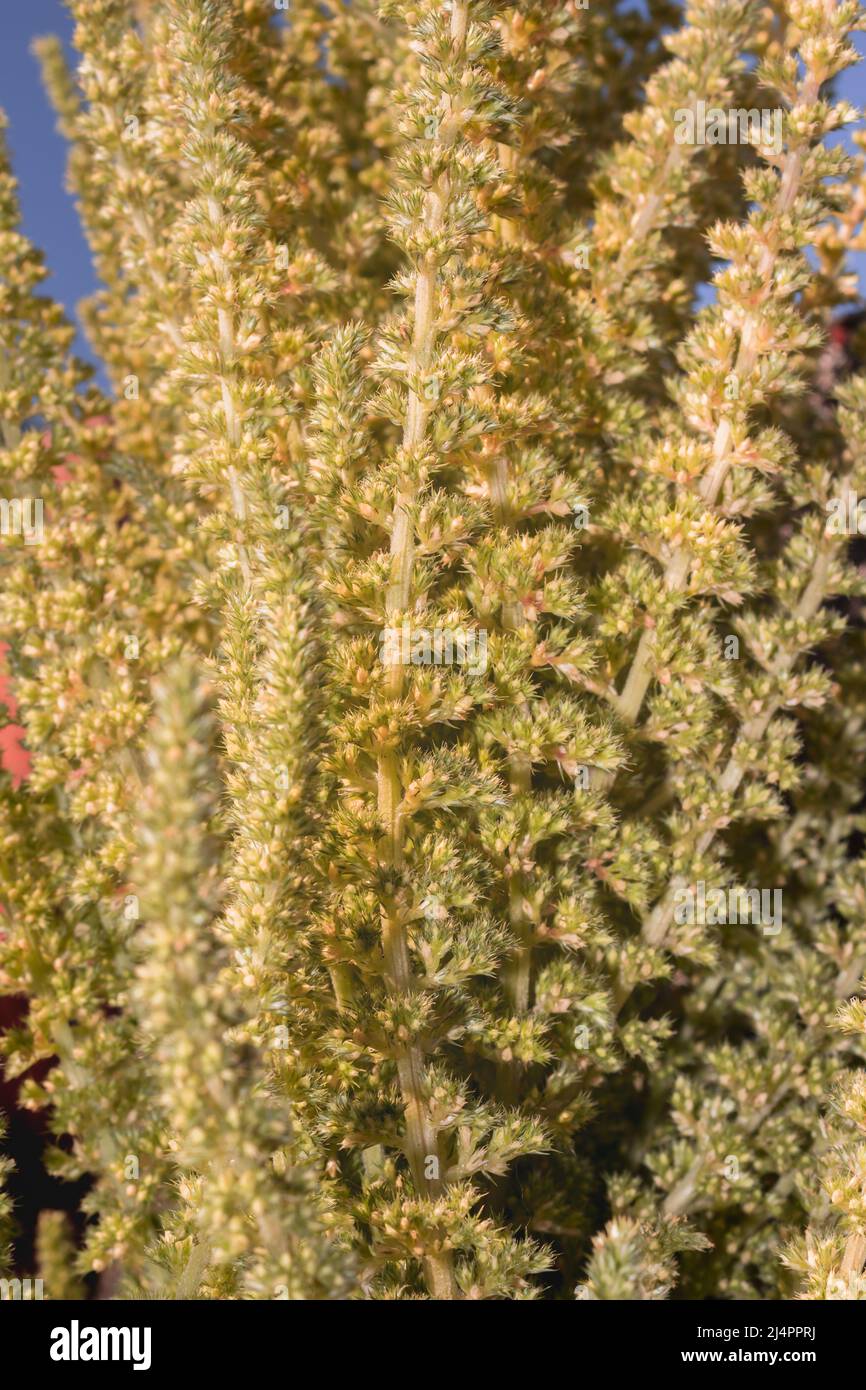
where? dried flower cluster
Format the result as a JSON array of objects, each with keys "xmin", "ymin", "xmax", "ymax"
[{"xmin": 2, "ymin": 0, "xmax": 866, "ymax": 1300}]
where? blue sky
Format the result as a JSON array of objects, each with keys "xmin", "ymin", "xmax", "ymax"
[
  {"xmin": 2, "ymin": 0, "xmax": 93, "ymax": 361},
  {"xmin": 0, "ymin": 0, "xmax": 864, "ymax": 373}
]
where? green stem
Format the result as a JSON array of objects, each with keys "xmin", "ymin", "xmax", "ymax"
[{"xmin": 373, "ymin": 0, "xmax": 469, "ymax": 1300}]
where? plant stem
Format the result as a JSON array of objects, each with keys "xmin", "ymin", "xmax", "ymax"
[
  {"xmin": 609, "ymin": 71, "xmax": 821, "ymax": 739},
  {"xmin": 840, "ymin": 1231, "xmax": 866, "ymax": 1279},
  {"xmin": 642, "ymin": 519, "xmax": 837, "ymax": 951},
  {"xmin": 374, "ymin": 0, "xmax": 469, "ymax": 1300},
  {"xmin": 487, "ymin": 440, "xmax": 534, "ymax": 1094}
]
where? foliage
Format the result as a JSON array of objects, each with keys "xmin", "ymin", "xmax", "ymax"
[{"xmin": 1, "ymin": 0, "xmax": 866, "ymax": 1299}]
